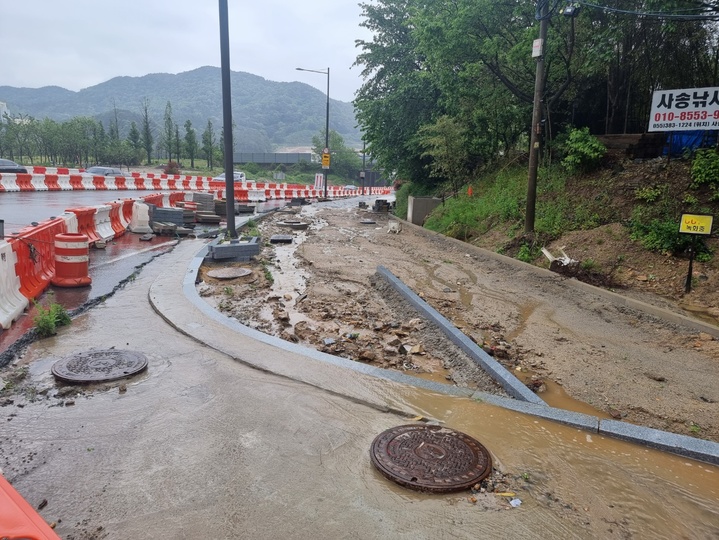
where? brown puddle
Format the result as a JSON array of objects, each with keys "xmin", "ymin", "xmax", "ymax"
[{"xmin": 385, "ymin": 385, "xmax": 719, "ymax": 539}]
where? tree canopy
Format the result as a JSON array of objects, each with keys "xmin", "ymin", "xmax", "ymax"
[{"xmin": 354, "ymin": 0, "xmax": 719, "ymax": 187}]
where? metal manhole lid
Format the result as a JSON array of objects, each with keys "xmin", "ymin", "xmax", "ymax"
[
  {"xmin": 52, "ymin": 350, "xmax": 148, "ymax": 383},
  {"xmin": 370, "ymin": 424, "xmax": 492, "ymax": 493},
  {"xmin": 207, "ymin": 267, "xmax": 253, "ymax": 279}
]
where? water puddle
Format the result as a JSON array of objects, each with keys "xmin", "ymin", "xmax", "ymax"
[{"xmin": 391, "ymin": 387, "xmax": 719, "ymax": 538}]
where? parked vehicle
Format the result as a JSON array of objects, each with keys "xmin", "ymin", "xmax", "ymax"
[
  {"xmin": 344, "ymin": 184, "xmax": 358, "ymax": 190},
  {"xmin": 212, "ymin": 171, "xmax": 247, "ymax": 182},
  {"xmin": 85, "ymin": 166, "xmax": 130, "ymax": 177},
  {"xmin": 0, "ymin": 159, "xmax": 28, "ymax": 174}
]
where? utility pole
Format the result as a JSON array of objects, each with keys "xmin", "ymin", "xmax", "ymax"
[{"xmin": 525, "ymin": 0, "xmax": 549, "ymax": 235}]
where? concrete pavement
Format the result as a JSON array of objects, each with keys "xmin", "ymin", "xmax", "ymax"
[{"xmin": 3, "ymin": 237, "xmax": 719, "ymax": 539}]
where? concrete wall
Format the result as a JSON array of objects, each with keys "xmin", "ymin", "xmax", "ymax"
[{"xmin": 407, "ymin": 196, "xmax": 442, "ymax": 226}]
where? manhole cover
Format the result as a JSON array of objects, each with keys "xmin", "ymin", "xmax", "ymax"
[
  {"xmin": 52, "ymin": 350, "xmax": 148, "ymax": 384},
  {"xmin": 369, "ymin": 424, "xmax": 492, "ymax": 493},
  {"xmin": 207, "ymin": 267, "xmax": 253, "ymax": 279}
]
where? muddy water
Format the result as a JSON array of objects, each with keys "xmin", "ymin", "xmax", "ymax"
[
  {"xmin": 389, "ymin": 387, "xmax": 719, "ymax": 539},
  {"xmin": 258, "ymin": 204, "xmax": 719, "ymax": 537}
]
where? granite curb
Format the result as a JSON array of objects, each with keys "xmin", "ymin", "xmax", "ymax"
[{"xmin": 374, "ymin": 264, "xmax": 719, "ymax": 465}]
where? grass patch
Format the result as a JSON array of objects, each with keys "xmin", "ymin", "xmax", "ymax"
[{"xmin": 33, "ymin": 301, "xmax": 71, "ymax": 337}]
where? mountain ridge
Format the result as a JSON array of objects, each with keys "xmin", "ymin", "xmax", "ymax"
[{"xmin": 0, "ymin": 66, "xmax": 361, "ymax": 151}]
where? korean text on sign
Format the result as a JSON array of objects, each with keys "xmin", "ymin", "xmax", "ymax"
[
  {"xmin": 679, "ymin": 214, "xmax": 713, "ymax": 235},
  {"xmin": 648, "ymin": 87, "xmax": 719, "ymax": 132}
]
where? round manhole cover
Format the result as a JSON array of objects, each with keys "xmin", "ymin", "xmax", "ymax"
[
  {"xmin": 52, "ymin": 350, "xmax": 148, "ymax": 383},
  {"xmin": 370, "ymin": 424, "xmax": 492, "ymax": 493},
  {"xmin": 207, "ymin": 267, "xmax": 253, "ymax": 280}
]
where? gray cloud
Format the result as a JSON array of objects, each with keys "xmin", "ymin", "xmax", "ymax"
[{"xmin": 2, "ymin": 0, "xmax": 372, "ymax": 103}]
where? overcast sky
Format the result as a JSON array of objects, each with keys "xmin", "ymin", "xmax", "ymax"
[{"xmin": 2, "ymin": 0, "xmax": 374, "ymax": 103}]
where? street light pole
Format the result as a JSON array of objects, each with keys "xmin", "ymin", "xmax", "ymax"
[
  {"xmin": 296, "ymin": 67, "xmax": 330, "ymax": 199},
  {"xmin": 218, "ymin": 0, "xmax": 236, "ymax": 238}
]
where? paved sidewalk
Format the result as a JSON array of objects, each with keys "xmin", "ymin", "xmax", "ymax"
[{"xmin": 3, "ymin": 238, "xmax": 718, "ymax": 539}]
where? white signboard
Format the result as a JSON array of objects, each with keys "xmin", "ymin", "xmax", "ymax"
[{"xmin": 648, "ymin": 86, "xmax": 719, "ymax": 132}]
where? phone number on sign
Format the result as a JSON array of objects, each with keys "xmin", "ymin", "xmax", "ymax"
[{"xmin": 654, "ymin": 110, "xmax": 719, "ymax": 121}]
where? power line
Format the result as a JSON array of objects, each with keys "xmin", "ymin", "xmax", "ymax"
[{"xmin": 573, "ymin": 1, "xmax": 719, "ymax": 20}]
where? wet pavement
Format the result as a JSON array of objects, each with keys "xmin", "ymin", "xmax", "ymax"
[{"xmin": 1, "ymin": 204, "xmax": 719, "ymax": 538}]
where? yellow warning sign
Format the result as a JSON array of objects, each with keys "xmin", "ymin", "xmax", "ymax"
[
  {"xmin": 679, "ymin": 213, "xmax": 713, "ymax": 235},
  {"xmin": 321, "ymin": 153, "xmax": 330, "ymax": 168}
]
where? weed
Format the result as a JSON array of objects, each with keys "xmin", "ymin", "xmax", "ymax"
[
  {"xmin": 521, "ymin": 472, "xmax": 530, "ymax": 481},
  {"xmin": 691, "ymin": 149, "xmax": 719, "ymax": 187},
  {"xmin": 581, "ymin": 258, "xmax": 598, "ymax": 271},
  {"xmin": 517, "ymin": 243, "xmax": 539, "ymax": 263},
  {"xmin": 223, "ymin": 286, "xmax": 234, "ymax": 296},
  {"xmin": 33, "ymin": 302, "xmax": 71, "ymax": 337},
  {"xmin": 560, "ymin": 127, "xmax": 607, "ymax": 174},
  {"xmin": 635, "ymin": 186, "xmax": 664, "ymax": 203},
  {"xmin": 262, "ymin": 263, "xmax": 274, "ymax": 284},
  {"xmin": 689, "ymin": 422, "xmax": 702, "ymax": 433}
]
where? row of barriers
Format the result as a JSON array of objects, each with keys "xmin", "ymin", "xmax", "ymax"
[
  {"xmin": 0, "ymin": 192, "xmax": 191, "ymax": 330},
  {"xmin": 0, "ymin": 172, "xmax": 393, "ymax": 200}
]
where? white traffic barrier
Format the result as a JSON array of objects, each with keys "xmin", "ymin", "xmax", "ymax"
[
  {"xmin": 0, "ymin": 173, "xmax": 19, "ymax": 192},
  {"xmin": 162, "ymin": 193, "xmax": 171, "ymax": 207},
  {"xmin": 93, "ymin": 205, "xmax": 115, "ymax": 242},
  {"xmin": 248, "ymin": 189, "xmax": 266, "ymax": 202},
  {"xmin": 0, "ymin": 240, "xmax": 29, "ymax": 329},
  {"xmin": 129, "ymin": 202, "xmax": 152, "ymax": 233},
  {"xmin": 59, "ymin": 211, "xmax": 79, "ymax": 233},
  {"xmin": 30, "ymin": 174, "xmax": 48, "ymax": 191},
  {"xmin": 57, "ymin": 175, "xmax": 73, "ymax": 190}
]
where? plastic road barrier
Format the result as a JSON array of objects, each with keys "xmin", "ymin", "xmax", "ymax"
[
  {"xmin": 0, "ymin": 474, "xmax": 61, "ymax": 539},
  {"xmin": 51, "ymin": 233, "xmax": 91, "ymax": 288}
]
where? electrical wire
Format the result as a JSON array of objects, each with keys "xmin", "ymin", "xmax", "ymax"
[{"xmin": 573, "ymin": 1, "xmax": 719, "ymax": 20}]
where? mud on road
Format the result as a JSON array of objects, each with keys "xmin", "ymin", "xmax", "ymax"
[{"xmin": 197, "ymin": 202, "xmax": 719, "ymax": 443}]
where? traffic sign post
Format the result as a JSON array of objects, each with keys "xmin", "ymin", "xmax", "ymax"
[{"xmin": 679, "ymin": 213, "xmax": 714, "ymax": 293}]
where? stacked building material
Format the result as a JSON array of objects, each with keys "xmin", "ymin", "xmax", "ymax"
[{"xmin": 189, "ymin": 192, "xmax": 216, "ymax": 213}]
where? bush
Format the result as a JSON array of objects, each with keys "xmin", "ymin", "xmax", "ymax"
[
  {"xmin": 33, "ymin": 302, "xmax": 71, "ymax": 337},
  {"xmin": 163, "ymin": 160, "xmax": 181, "ymax": 175},
  {"xmin": 691, "ymin": 149, "xmax": 719, "ymax": 187},
  {"xmin": 561, "ymin": 127, "xmax": 606, "ymax": 174},
  {"xmin": 629, "ymin": 211, "xmax": 711, "ymax": 259}
]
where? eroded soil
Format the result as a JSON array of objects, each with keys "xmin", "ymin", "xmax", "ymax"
[{"xmin": 197, "ymin": 202, "xmax": 719, "ymax": 443}]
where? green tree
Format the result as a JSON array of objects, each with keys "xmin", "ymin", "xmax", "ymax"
[
  {"xmin": 418, "ymin": 115, "xmax": 471, "ymax": 196},
  {"xmin": 202, "ymin": 120, "xmax": 216, "ymax": 169},
  {"xmin": 163, "ymin": 101, "xmax": 175, "ymax": 161},
  {"xmin": 312, "ymin": 129, "xmax": 362, "ymax": 180},
  {"xmin": 184, "ymin": 120, "xmax": 198, "ymax": 168},
  {"xmin": 140, "ymin": 99, "xmax": 154, "ymax": 166},
  {"xmin": 354, "ymin": 0, "xmax": 441, "ymax": 186}
]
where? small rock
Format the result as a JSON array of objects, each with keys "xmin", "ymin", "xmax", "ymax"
[
  {"xmin": 119, "ymin": 384, "xmax": 127, "ymax": 394},
  {"xmin": 409, "ymin": 344, "xmax": 424, "ymax": 355},
  {"xmin": 359, "ymin": 350, "xmax": 376, "ymax": 362},
  {"xmin": 323, "ymin": 338, "xmax": 336, "ymax": 346},
  {"xmin": 698, "ymin": 332, "xmax": 714, "ymax": 342},
  {"xmin": 284, "ymin": 294, "xmax": 293, "ymax": 301}
]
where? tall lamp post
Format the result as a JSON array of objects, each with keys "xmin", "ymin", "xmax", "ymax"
[{"xmin": 296, "ymin": 67, "xmax": 330, "ymax": 199}]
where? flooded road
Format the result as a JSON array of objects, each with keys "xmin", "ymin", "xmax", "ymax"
[{"xmin": 1, "ymin": 204, "xmax": 718, "ymax": 538}]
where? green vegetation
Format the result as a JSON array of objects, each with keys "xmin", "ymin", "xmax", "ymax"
[
  {"xmin": 559, "ymin": 128, "xmax": 607, "ymax": 175},
  {"xmin": 691, "ymin": 149, "xmax": 719, "ymax": 187},
  {"xmin": 33, "ymin": 301, "xmax": 71, "ymax": 337}
]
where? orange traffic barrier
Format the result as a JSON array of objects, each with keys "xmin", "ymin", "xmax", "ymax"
[
  {"xmin": 9, "ymin": 217, "xmax": 67, "ymax": 300},
  {"xmin": 66, "ymin": 207, "xmax": 101, "ymax": 245},
  {"xmin": 107, "ymin": 202, "xmax": 126, "ymax": 238},
  {"xmin": 142, "ymin": 194, "xmax": 163, "ymax": 208},
  {"xmin": 51, "ymin": 233, "xmax": 91, "ymax": 288},
  {"xmin": 68, "ymin": 174, "xmax": 85, "ymax": 190},
  {"xmin": 91, "ymin": 176, "xmax": 108, "ymax": 190},
  {"xmin": 0, "ymin": 474, "xmax": 61, "ymax": 539},
  {"xmin": 169, "ymin": 192, "xmax": 185, "ymax": 206},
  {"xmin": 44, "ymin": 175, "xmax": 60, "ymax": 191}
]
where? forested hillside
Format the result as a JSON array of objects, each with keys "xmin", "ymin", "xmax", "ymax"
[
  {"xmin": 0, "ymin": 66, "xmax": 360, "ymax": 150},
  {"xmin": 354, "ymin": 0, "xmax": 719, "ymax": 191}
]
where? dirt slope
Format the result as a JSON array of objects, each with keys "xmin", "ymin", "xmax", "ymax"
[{"xmin": 198, "ymin": 203, "xmax": 719, "ymax": 443}]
